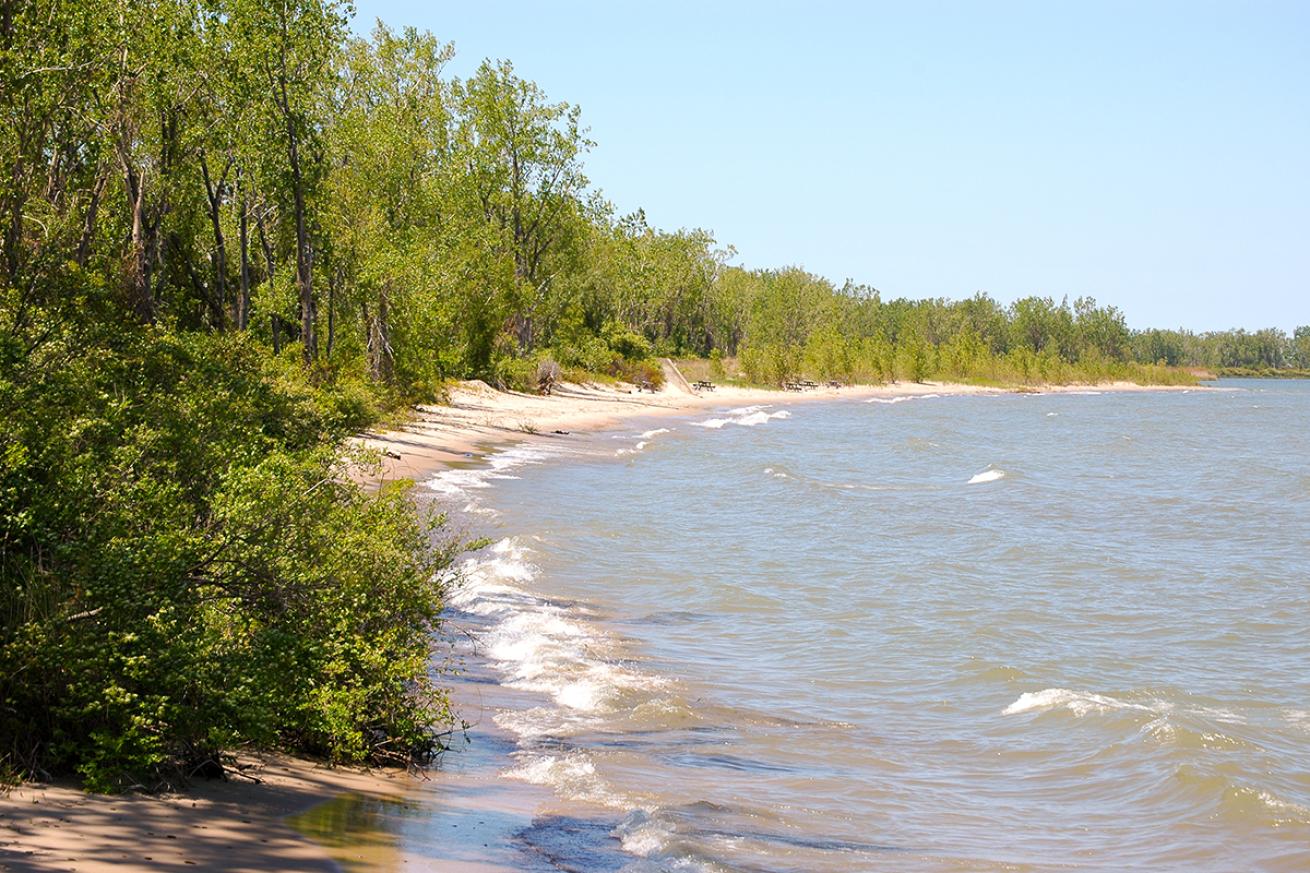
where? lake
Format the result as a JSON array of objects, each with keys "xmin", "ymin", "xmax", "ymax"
[{"xmin": 427, "ymin": 380, "xmax": 1310, "ymax": 872}]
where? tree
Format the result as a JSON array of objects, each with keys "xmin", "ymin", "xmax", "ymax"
[
  {"xmin": 454, "ymin": 60, "xmax": 592, "ymax": 352},
  {"xmin": 231, "ymin": 0, "xmax": 347, "ymax": 363},
  {"xmin": 327, "ymin": 23, "xmax": 455, "ymax": 384}
]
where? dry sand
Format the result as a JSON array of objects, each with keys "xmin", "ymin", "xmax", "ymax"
[
  {"xmin": 354, "ymin": 367, "xmax": 1194, "ymax": 488},
  {"xmin": 2, "ymin": 367, "xmax": 1199, "ymax": 871}
]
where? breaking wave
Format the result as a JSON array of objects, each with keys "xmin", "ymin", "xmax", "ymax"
[
  {"xmin": 967, "ymin": 467, "xmax": 1006, "ymax": 484},
  {"xmin": 692, "ymin": 405, "xmax": 792, "ymax": 429}
]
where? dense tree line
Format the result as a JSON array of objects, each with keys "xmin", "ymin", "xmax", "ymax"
[
  {"xmin": 1, "ymin": 0, "xmax": 1304, "ymax": 788},
  {"xmin": 2, "ymin": 0, "xmax": 1300, "ymax": 392}
]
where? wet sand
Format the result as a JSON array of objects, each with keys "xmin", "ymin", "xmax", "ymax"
[{"xmin": 0, "ymin": 756, "xmax": 407, "ymax": 872}]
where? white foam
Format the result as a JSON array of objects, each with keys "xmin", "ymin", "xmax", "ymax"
[
  {"xmin": 618, "ymin": 427, "xmax": 673, "ymax": 455},
  {"xmin": 455, "ymin": 535, "xmax": 669, "ymax": 727},
  {"xmin": 616, "ymin": 811, "xmax": 677, "ymax": 857},
  {"xmin": 446, "ymin": 538, "xmax": 539, "ymax": 615},
  {"xmin": 692, "ymin": 408, "xmax": 791, "ymax": 429},
  {"xmin": 1003, "ymin": 688, "xmax": 1133, "ymax": 716},
  {"xmin": 504, "ymin": 752, "xmax": 624, "ymax": 808},
  {"xmin": 425, "ymin": 443, "xmax": 556, "ymax": 503},
  {"xmin": 1003, "ymin": 687, "xmax": 1158, "ymax": 717},
  {"xmin": 967, "ymin": 468, "xmax": 1006, "ymax": 484},
  {"xmin": 866, "ymin": 393, "xmax": 944, "ymax": 405},
  {"xmin": 1046, "ymin": 412, "xmax": 1059, "ymax": 417},
  {"xmin": 494, "ymin": 706, "xmax": 591, "ymax": 739}
]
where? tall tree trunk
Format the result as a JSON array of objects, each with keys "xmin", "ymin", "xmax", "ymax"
[
  {"xmin": 199, "ymin": 153, "xmax": 229, "ymax": 329},
  {"xmin": 123, "ymin": 161, "xmax": 153, "ymax": 322},
  {"xmin": 255, "ymin": 204, "xmax": 274, "ymax": 285},
  {"xmin": 236, "ymin": 173, "xmax": 251, "ymax": 330},
  {"xmin": 368, "ymin": 287, "xmax": 393, "ymax": 383},
  {"xmin": 3, "ymin": 155, "xmax": 22, "ymax": 285},
  {"xmin": 287, "ymin": 128, "xmax": 315, "ymax": 364},
  {"xmin": 75, "ymin": 168, "xmax": 108, "ymax": 267},
  {"xmin": 325, "ymin": 263, "xmax": 335, "ymax": 360}
]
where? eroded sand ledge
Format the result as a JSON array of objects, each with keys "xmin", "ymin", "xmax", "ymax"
[{"xmin": 1, "ymin": 374, "xmax": 1200, "ymax": 872}]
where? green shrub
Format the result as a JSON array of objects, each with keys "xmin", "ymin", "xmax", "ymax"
[
  {"xmin": 491, "ymin": 355, "xmax": 539, "ymax": 392},
  {"xmin": 602, "ymin": 321, "xmax": 654, "ymax": 361},
  {"xmin": 613, "ymin": 357, "xmax": 665, "ymax": 388},
  {"xmin": 0, "ymin": 318, "xmax": 457, "ymax": 789}
]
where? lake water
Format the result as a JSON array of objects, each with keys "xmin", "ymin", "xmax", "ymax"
[{"xmin": 427, "ymin": 380, "xmax": 1310, "ymax": 872}]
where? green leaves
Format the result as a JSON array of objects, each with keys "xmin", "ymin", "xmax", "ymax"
[{"xmin": 0, "ymin": 315, "xmax": 453, "ymax": 788}]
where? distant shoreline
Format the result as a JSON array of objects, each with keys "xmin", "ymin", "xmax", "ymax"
[{"xmin": 357, "ymin": 374, "xmax": 1201, "ymax": 489}]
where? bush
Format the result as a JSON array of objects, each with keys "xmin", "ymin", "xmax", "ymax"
[
  {"xmin": 602, "ymin": 322, "xmax": 654, "ymax": 361},
  {"xmin": 613, "ymin": 357, "xmax": 665, "ymax": 389},
  {"xmin": 0, "ymin": 318, "xmax": 457, "ymax": 789},
  {"xmin": 491, "ymin": 355, "xmax": 539, "ymax": 392},
  {"xmin": 553, "ymin": 336, "xmax": 613, "ymax": 373}
]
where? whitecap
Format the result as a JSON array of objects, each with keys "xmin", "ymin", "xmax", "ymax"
[
  {"xmin": 616, "ymin": 810, "xmax": 677, "ymax": 857},
  {"xmin": 1003, "ymin": 687, "xmax": 1149, "ymax": 717},
  {"xmin": 425, "ymin": 443, "xmax": 556, "ymax": 503},
  {"xmin": 692, "ymin": 408, "xmax": 790, "ymax": 429},
  {"xmin": 504, "ymin": 751, "xmax": 624, "ymax": 808},
  {"xmin": 967, "ymin": 468, "xmax": 1006, "ymax": 484}
]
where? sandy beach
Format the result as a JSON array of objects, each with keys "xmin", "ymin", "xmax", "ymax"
[
  {"xmin": 355, "ymin": 366, "xmax": 1194, "ymax": 488},
  {"xmin": 0, "ymin": 756, "xmax": 410, "ymax": 872},
  {"xmin": 2, "ymin": 369, "xmax": 1200, "ymax": 872}
]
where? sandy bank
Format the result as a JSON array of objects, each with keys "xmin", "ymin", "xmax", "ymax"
[{"xmin": 355, "ymin": 372, "xmax": 1196, "ymax": 488}]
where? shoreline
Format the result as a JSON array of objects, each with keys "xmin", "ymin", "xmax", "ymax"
[
  {"xmin": 356, "ymin": 374, "xmax": 1198, "ymax": 490},
  {"xmin": 0, "ymin": 755, "xmax": 415, "ymax": 872},
  {"xmin": 2, "ymin": 375, "xmax": 1202, "ymax": 872}
]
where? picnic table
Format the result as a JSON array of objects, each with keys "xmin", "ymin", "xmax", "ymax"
[{"xmin": 693, "ymin": 379, "xmax": 716, "ymax": 391}]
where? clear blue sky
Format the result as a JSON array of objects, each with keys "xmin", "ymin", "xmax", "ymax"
[{"xmin": 350, "ymin": 1, "xmax": 1308, "ymax": 332}]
